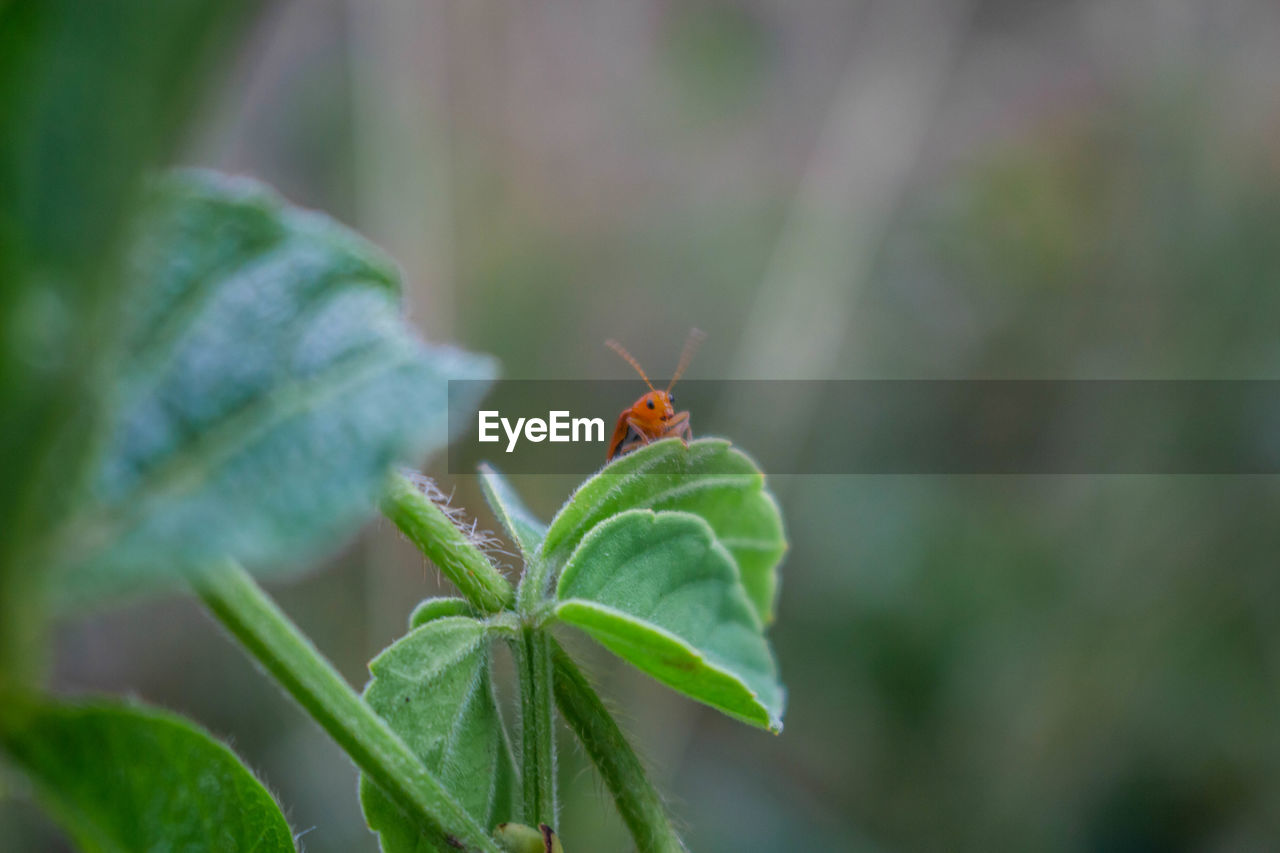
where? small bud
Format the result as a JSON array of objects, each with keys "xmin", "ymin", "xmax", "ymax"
[{"xmin": 494, "ymin": 822, "xmax": 565, "ymax": 853}]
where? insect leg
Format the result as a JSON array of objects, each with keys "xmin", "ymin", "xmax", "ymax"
[
  {"xmin": 662, "ymin": 411, "xmax": 692, "ymax": 443},
  {"xmin": 615, "ymin": 418, "xmax": 654, "ymax": 457}
]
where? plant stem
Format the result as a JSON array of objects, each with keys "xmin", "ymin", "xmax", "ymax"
[
  {"xmin": 551, "ymin": 640, "xmax": 687, "ymax": 853},
  {"xmin": 514, "ymin": 532, "xmax": 552, "ymax": 618},
  {"xmin": 381, "ymin": 471, "xmax": 514, "ymax": 613},
  {"xmin": 514, "ymin": 626, "xmax": 557, "ymax": 827},
  {"xmin": 193, "ymin": 561, "xmax": 501, "ymax": 853}
]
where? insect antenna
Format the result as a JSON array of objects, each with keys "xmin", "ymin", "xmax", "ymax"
[
  {"xmin": 605, "ymin": 338, "xmax": 656, "ymax": 392},
  {"xmin": 667, "ymin": 327, "xmax": 706, "ymax": 391}
]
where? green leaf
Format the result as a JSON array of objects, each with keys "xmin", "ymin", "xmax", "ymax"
[
  {"xmin": 541, "ymin": 438, "xmax": 786, "ymax": 624},
  {"xmin": 554, "ymin": 509, "xmax": 785, "ymax": 732},
  {"xmin": 361, "ymin": 616, "xmax": 517, "ymax": 852},
  {"xmin": 410, "ymin": 596, "xmax": 479, "ymax": 630},
  {"xmin": 54, "ymin": 170, "xmax": 494, "ymax": 605},
  {"xmin": 479, "ymin": 464, "xmax": 547, "ymax": 562},
  {"xmin": 195, "ymin": 562, "xmax": 502, "ymax": 853},
  {"xmin": 0, "ymin": 0, "xmax": 256, "ymax": 691},
  {"xmin": 0, "ymin": 698, "xmax": 293, "ymax": 853}
]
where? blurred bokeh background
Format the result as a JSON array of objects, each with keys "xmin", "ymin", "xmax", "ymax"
[{"xmin": 6, "ymin": 0, "xmax": 1280, "ymax": 850}]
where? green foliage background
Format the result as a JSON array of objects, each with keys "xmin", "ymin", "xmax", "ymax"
[{"xmin": 6, "ymin": 2, "xmax": 1280, "ymax": 852}]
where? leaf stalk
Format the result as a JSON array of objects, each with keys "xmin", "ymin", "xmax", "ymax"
[
  {"xmin": 193, "ymin": 561, "xmax": 501, "ymax": 853},
  {"xmin": 381, "ymin": 472, "xmax": 515, "ymax": 613},
  {"xmin": 551, "ymin": 640, "xmax": 687, "ymax": 853},
  {"xmin": 514, "ymin": 626, "xmax": 558, "ymax": 828}
]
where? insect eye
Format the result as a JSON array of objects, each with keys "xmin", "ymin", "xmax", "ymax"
[{"xmin": 646, "ymin": 399, "xmax": 655, "ymax": 410}]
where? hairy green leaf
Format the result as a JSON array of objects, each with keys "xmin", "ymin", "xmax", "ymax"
[
  {"xmin": 195, "ymin": 563, "xmax": 503, "ymax": 853},
  {"xmin": 410, "ymin": 596, "xmax": 479, "ymax": 630},
  {"xmin": 55, "ymin": 170, "xmax": 494, "ymax": 605},
  {"xmin": 542, "ymin": 438, "xmax": 786, "ymax": 624},
  {"xmin": 554, "ymin": 509, "xmax": 785, "ymax": 732},
  {"xmin": 361, "ymin": 616, "xmax": 517, "ymax": 851},
  {"xmin": 479, "ymin": 464, "xmax": 547, "ymax": 562},
  {"xmin": 0, "ymin": 698, "xmax": 293, "ymax": 852}
]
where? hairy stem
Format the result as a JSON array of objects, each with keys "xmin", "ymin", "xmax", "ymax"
[
  {"xmin": 515, "ymin": 627, "xmax": 557, "ymax": 827},
  {"xmin": 381, "ymin": 472, "xmax": 515, "ymax": 613},
  {"xmin": 193, "ymin": 561, "xmax": 501, "ymax": 853},
  {"xmin": 551, "ymin": 640, "xmax": 686, "ymax": 852}
]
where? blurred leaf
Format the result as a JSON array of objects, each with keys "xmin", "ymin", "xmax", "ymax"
[
  {"xmin": 554, "ymin": 509, "xmax": 785, "ymax": 732},
  {"xmin": 0, "ymin": 698, "xmax": 293, "ymax": 852},
  {"xmin": 661, "ymin": 0, "xmax": 771, "ymax": 118},
  {"xmin": 55, "ymin": 170, "xmax": 494, "ymax": 605},
  {"xmin": 0, "ymin": 0, "xmax": 256, "ymax": 686},
  {"xmin": 479, "ymin": 464, "xmax": 547, "ymax": 561},
  {"xmin": 360, "ymin": 616, "xmax": 517, "ymax": 851},
  {"xmin": 542, "ymin": 438, "xmax": 786, "ymax": 624}
]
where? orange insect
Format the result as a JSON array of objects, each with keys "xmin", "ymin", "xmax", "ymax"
[{"xmin": 605, "ymin": 328, "xmax": 705, "ymax": 461}]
